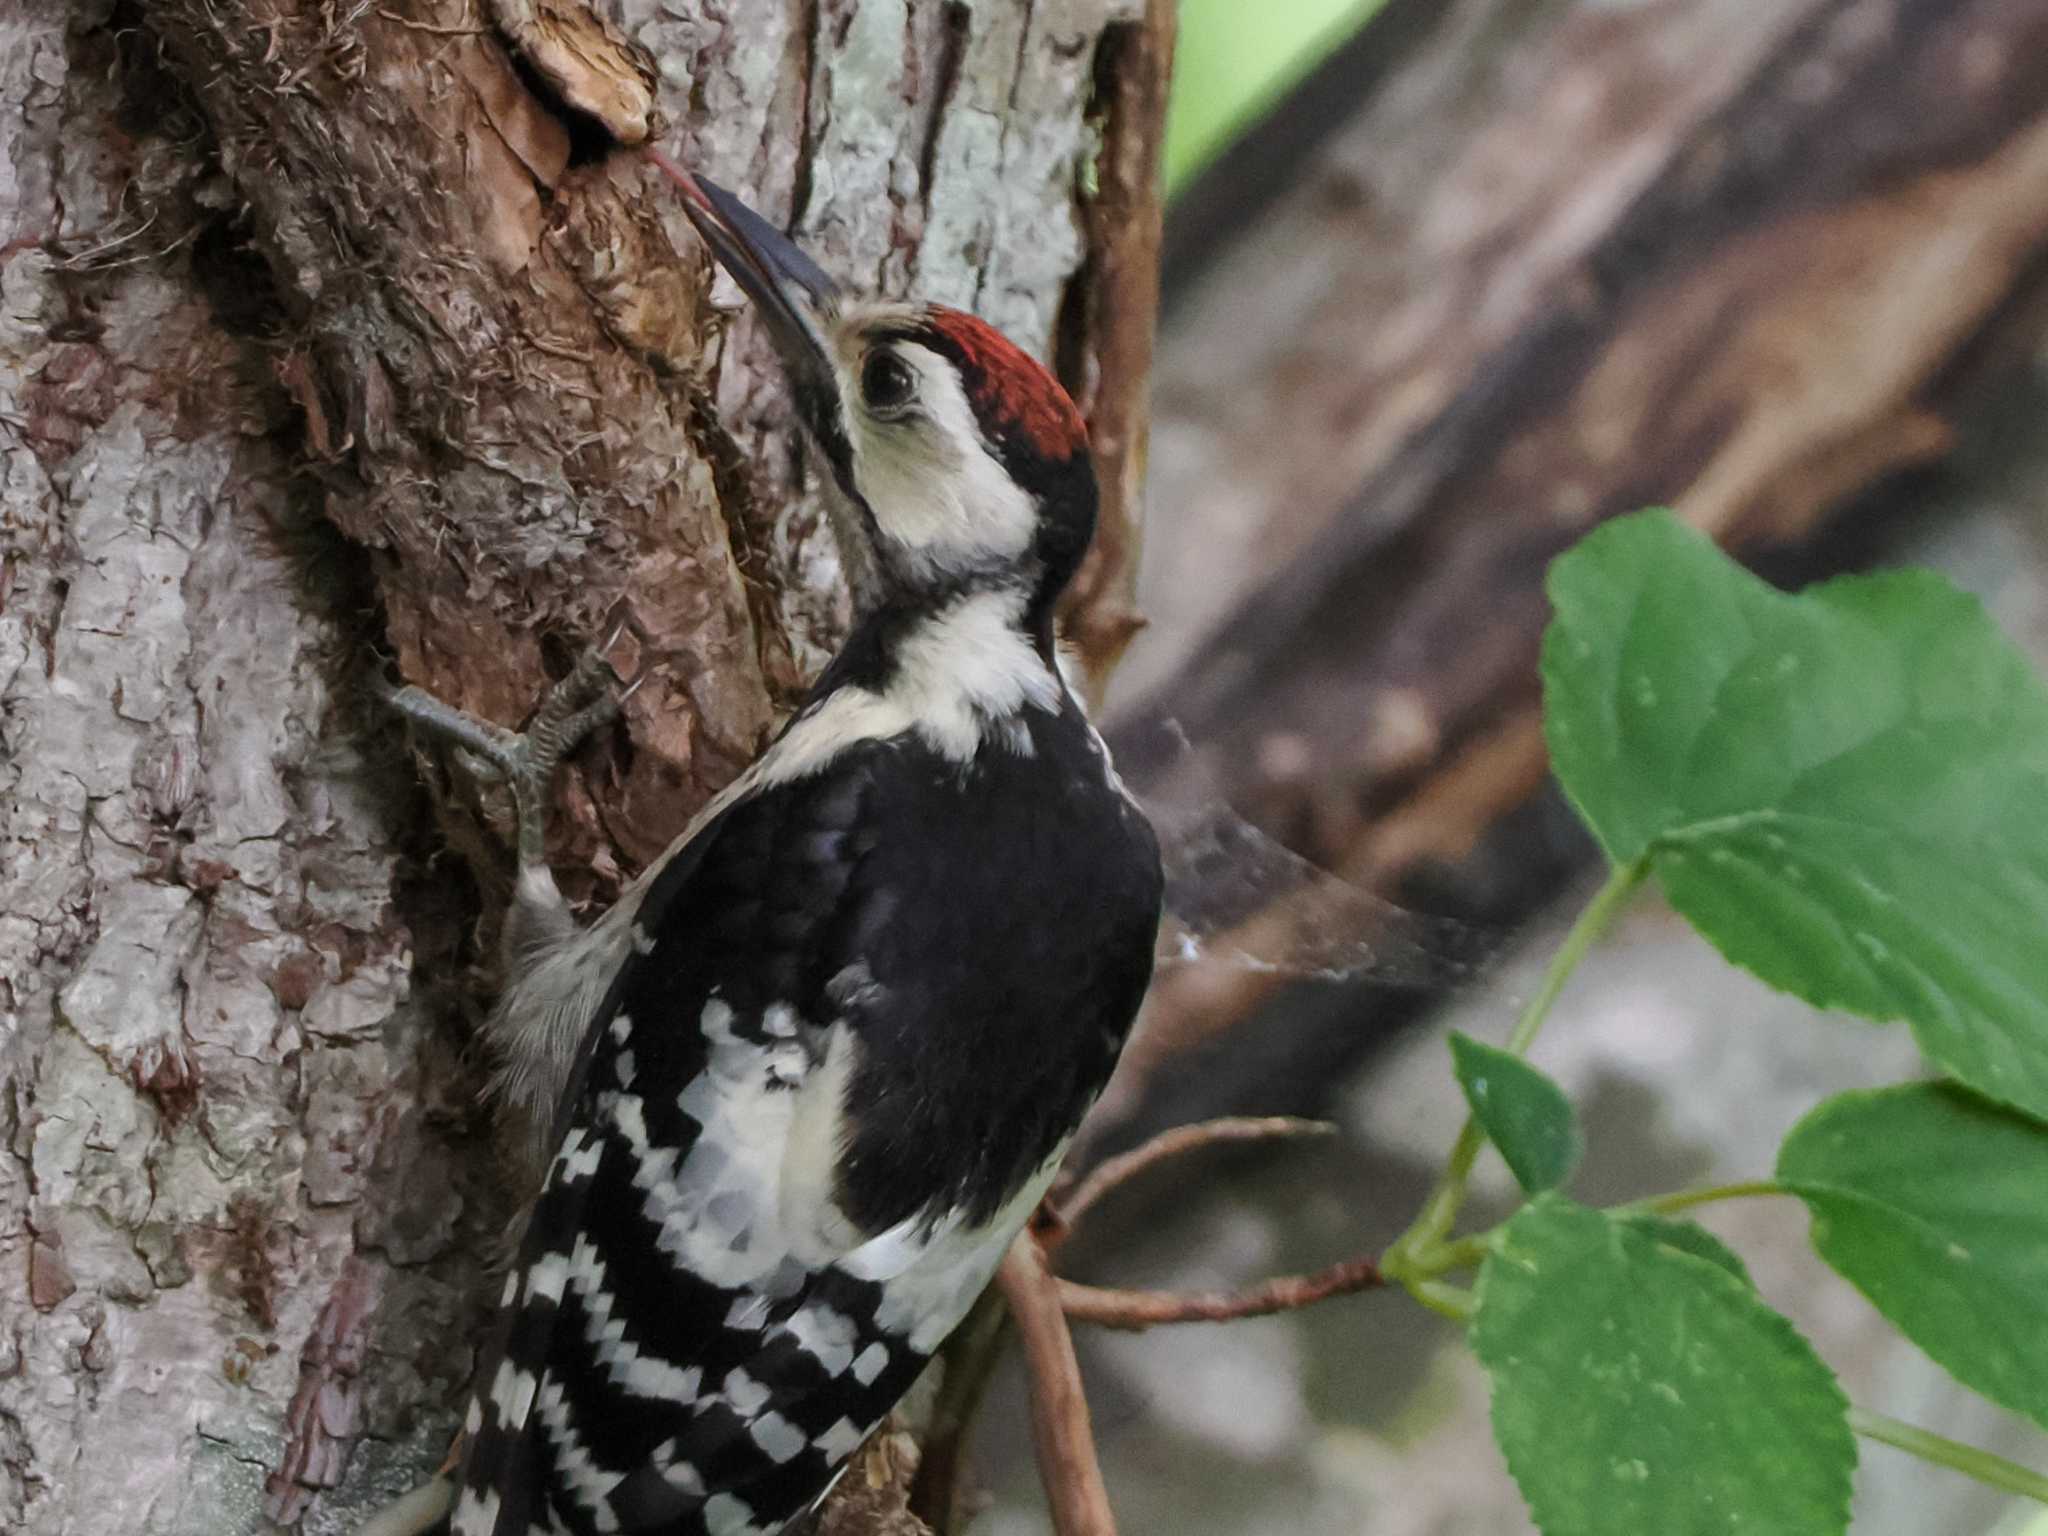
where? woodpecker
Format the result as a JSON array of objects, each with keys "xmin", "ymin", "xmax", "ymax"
[{"xmin": 389, "ymin": 168, "xmax": 1163, "ymax": 1536}]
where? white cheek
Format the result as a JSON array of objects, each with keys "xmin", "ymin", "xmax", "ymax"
[{"xmin": 849, "ymin": 361, "xmax": 1036, "ymax": 571}]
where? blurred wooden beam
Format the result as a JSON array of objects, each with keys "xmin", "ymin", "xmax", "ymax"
[
  {"xmin": 1158, "ymin": 0, "xmax": 1442, "ymax": 301},
  {"xmin": 1088, "ymin": 0, "xmax": 2048, "ymax": 1145}
]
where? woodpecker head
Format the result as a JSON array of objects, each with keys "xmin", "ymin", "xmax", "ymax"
[{"xmin": 664, "ymin": 163, "xmax": 1097, "ymax": 631}]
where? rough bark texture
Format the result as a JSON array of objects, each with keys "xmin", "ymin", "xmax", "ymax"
[
  {"xmin": 1088, "ymin": 0, "xmax": 2048, "ymax": 1143},
  {"xmin": 0, "ymin": 2, "xmax": 1158, "ymax": 1531}
]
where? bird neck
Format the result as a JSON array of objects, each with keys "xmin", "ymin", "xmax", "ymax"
[{"xmin": 810, "ymin": 581, "xmax": 1065, "ymax": 743}]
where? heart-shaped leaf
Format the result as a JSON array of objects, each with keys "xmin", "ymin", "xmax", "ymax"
[
  {"xmin": 1778, "ymin": 1083, "xmax": 2048, "ymax": 1429},
  {"xmin": 1543, "ymin": 511, "xmax": 2048, "ymax": 1122},
  {"xmin": 1475, "ymin": 1195, "xmax": 1853, "ymax": 1536}
]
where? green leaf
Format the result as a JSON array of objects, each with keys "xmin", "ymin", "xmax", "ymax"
[
  {"xmin": 1778, "ymin": 1083, "xmax": 2048, "ymax": 1429},
  {"xmin": 1616, "ymin": 1214, "xmax": 1753, "ymax": 1285},
  {"xmin": 1449, "ymin": 1033, "xmax": 1581, "ymax": 1194},
  {"xmin": 1475, "ymin": 1196, "xmax": 1853, "ymax": 1536},
  {"xmin": 1542, "ymin": 510, "xmax": 2048, "ymax": 1122}
]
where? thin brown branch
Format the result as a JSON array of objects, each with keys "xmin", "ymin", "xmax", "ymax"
[
  {"xmin": 1057, "ymin": 1256, "xmax": 1385, "ymax": 1331},
  {"xmin": 1055, "ymin": 1115, "xmax": 1337, "ymax": 1235},
  {"xmin": 998, "ymin": 1235, "xmax": 1118, "ymax": 1536}
]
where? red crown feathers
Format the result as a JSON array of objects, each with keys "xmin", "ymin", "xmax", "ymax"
[{"xmin": 924, "ymin": 309, "xmax": 1089, "ymax": 463}]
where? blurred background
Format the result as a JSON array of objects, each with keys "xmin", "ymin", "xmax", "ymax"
[{"xmin": 981, "ymin": 1, "xmax": 2048, "ymax": 1531}]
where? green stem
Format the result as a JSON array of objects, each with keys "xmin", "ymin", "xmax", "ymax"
[
  {"xmin": 1849, "ymin": 1406, "xmax": 2048, "ymax": 1506},
  {"xmin": 1431, "ymin": 1231, "xmax": 1496, "ymax": 1272},
  {"xmin": 1624, "ymin": 1179, "xmax": 1786, "ymax": 1218},
  {"xmin": 1408, "ymin": 1280, "xmax": 1476, "ymax": 1324},
  {"xmin": 1409, "ymin": 1178, "xmax": 1789, "ymax": 1278},
  {"xmin": 1502, "ymin": 857, "xmax": 1650, "ymax": 1059},
  {"xmin": 1386, "ymin": 857, "xmax": 1650, "ymax": 1277}
]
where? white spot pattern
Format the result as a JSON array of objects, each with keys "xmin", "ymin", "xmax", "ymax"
[
  {"xmin": 783, "ymin": 1301, "xmax": 858, "ymax": 1378},
  {"xmin": 489, "ymin": 1360, "xmax": 538, "ymax": 1427},
  {"xmin": 533, "ymin": 1374, "xmax": 622, "ymax": 1532},
  {"xmin": 702, "ymin": 1491, "xmax": 762, "ymax": 1536},
  {"xmin": 812, "ymin": 1417, "xmax": 868, "ymax": 1465},
  {"xmin": 523, "ymin": 1251, "xmax": 571, "ymax": 1307},
  {"xmin": 747, "ymin": 1410, "xmax": 807, "ymax": 1465},
  {"xmin": 721, "ymin": 1367, "xmax": 771, "ymax": 1418},
  {"xmin": 850, "ymin": 1341, "xmax": 888, "ymax": 1386},
  {"xmin": 451, "ymin": 1486, "xmax": 501, "ymax": 1535}
]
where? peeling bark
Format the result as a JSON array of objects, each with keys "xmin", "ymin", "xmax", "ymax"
[{"xmin": 0, "ymin": 2, "xmax": 1159, "ymax": 1531}]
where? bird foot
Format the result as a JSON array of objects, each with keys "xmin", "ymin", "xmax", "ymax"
[{"xmin": 380, "ymin": 618, "xmax": 641, "ymax": 866}]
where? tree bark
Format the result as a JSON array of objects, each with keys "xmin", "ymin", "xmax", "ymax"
[{"xmin": 0, "ymin": 2, "xmax": 1161, "ymax": 1531}]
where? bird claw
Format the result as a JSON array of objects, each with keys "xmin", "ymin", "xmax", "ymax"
[{"xmin": 381, "ymin": 615, "xmax": 645, "ymax": 866}]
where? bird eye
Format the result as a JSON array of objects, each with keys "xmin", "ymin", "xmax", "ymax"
[{"xmin": 861, "ymin": 351, "xmax": 916, "ymax": 414}]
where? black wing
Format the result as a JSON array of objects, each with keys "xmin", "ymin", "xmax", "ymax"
[{"xmin": 454, "ymin": 715, "xmax": 1160, "ymax": 1536}]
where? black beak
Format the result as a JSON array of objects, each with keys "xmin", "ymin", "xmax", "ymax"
[{"xmin": 649, "ymin": 151, "xmax": 843, "ymax": 435}]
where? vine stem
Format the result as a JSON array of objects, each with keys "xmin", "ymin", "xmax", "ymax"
[
  {"xmin": 1385, "ymin": 857, "xmax": 1650, "ymax": 1279},
  {"xmin": 1500, "ymin": 857, "xmax": 1650, "ymax": 1059},
  {"xmin": 1627, "ymin": 1179, "xmax": 1786, "ymax": 1217},
  {"xmin": 1849, "ymin": 1407, "xmax": 2048, "ymax": 1506},
  {"xmin": 1424, "ymin": 1180, "xmax": 1791, "ymax": 1275},
  {"xmin": 1408, "ymin": 1280, "xmax": 1476, "ymax": 1324}
]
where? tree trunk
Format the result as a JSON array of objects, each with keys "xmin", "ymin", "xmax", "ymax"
[{"xmin": 0, "ymin": 2, "xmax": 1162, "ymax": 1531}]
